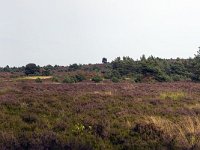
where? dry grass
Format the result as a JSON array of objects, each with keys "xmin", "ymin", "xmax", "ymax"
[
  {"xmin": 0, "ymin": 87, "xmax": 16, "ymax": 95},
  {"xmin": 17, "ymin": 76, "xmax": 52, "ymax": 80},
  {"xmin": 93, "ymin": 91, "xmax": 113, "ymax": 96},
  {"xmin": 159, "ymin": 91, "xmax": 186, "ymax": 100},
  {"xmin": 144, "ymin": 115, "xmax": 200, "ymax": 149},
  {"xmin": 187, "ymin": 103, "xmax": 200, "ymax": 109}
]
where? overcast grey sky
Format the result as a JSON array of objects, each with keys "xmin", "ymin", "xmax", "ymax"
[{"xmin": 0, "ymin": 0, "xmax": 200, "ymax": 66}]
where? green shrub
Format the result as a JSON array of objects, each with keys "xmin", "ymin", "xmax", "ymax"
[
  {"xmin": 155, "ymin": 73, "xmax": 171, "ymax": 82},
  {"xmin": 72, "ymin": 123, "xmax": 85, "ymax": 135},
  {"xmin": 63, "ymin": 76, "xmax": 75, "ymax": 83},
  {"xmin": 52, "ymin": 76, "xmax": 59, "ymax": 82},
  {"xmin": 133, "ymin": 74, "xmax": 143, "ymax": 83},
  {"xmin": 35, "ymin": 78, "xmax": 42, "ymax": 83},
  {"xmin": 171, "ymin": 75, "xmax": 183, "ymax": 81},
  {"xmin": 75, "ymin": 74, "xmax": 86, "ymax": 82},
  {"xmin": 41, "ymin": 69, "xmax": 51, "ymax": 76},
  {"xmin": 62, "ymin": 75, "xmax": 86, "ymax": 83},
  {"xmin": 92, "ymin": 76, "xmax": 103, "ymax": 83},
  {"xmin": 92, "ymin": 66, "xmax": 100, "ymax": 72},
  {"xmin": 111, "ymin": 77, "xmax": 119, "ymax": 83},
  {"xmin": 69, "ymin": 63, "xmax": 82, "ymax": 71}
]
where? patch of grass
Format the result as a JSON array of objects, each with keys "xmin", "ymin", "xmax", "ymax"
[
  {"xmin": 17, "ymin": 76, "xmax": 52, "ymax": 80},
  {"xmin": 143, "ymin": 115, "xmax": 200, "ymax": 149},
  {"xmin": 0, "ymin": 88, "xmax": 16, "ymax": 95},
  {"xmin": 187, "ymin": 103, "xmax": 200, "ymax": 109},
  {"xmin": 91, "ymin": 76, "xmax": 103, "ymax": 83},
  {"xmin": 159, "ymin": 91, "xmax": 186, "ymax": 100},
  {"xmin": 93, "ymin": 91, "xmax": 113, "ymax": 96}
]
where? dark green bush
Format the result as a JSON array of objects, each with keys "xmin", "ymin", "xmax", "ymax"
[
  {"xmin": 155, "ymin": 73, "xmax": 171, "ymax": 82},
  {"xmin": 111, "ymin": 77, "xmax": 119, "ymax": 83},
  {"xmin": 63, "ymin": 76, "xmax": 75, "ymax": 83},
  {"xmin": 92, "ymin": 76, "xmax": 103, "ymax": 83},
  {"xmin": 171, "ymin": 75, "xmax": 183, "ymax": 81},
  {"xmin": 69, "ymin": 64, "xmax": 82, "ymax": 71},
  {"xmin": 75, "ymin": 74, "xmax": 86, "ymax": 82},
  {"xmin": 25, "ymin": 63, "xmax": 40, "ymax": 76},
  {"xmin": 41, "ymin": 69, "xmax": 51, "ymax": 76}
]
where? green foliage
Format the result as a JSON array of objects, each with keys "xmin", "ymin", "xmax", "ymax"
[
  {"xmin": 102, "ymin": 57, "xmax": 108, "ymax": 64},
  {"xmin": 111, "ymin": 77, "xmax": 119, "ymax": 83},
  {"xmin": 171, "ymin": 74, "xmax": 184, "ymax": 81},
  {"xmin": 191, "ymin": 52, "xmax": 200, "ymax": 81},
  {"xmin": 41, "ymin": 69, "xmax": 51, "ymax": 76},
  {"xmin": 3, "ymin": 65, "xmax": 11, "ymax": 72},
  {"xmin": 35, "ymin": 78, "xmax": 42, "ymax": 83},
  {"xmin": 69, "ymin": 63, "xmax": 82, "ymax": 71},
  {"xmin": 72, "ymin": 123, "xmax": 85, "ymax": 135},
  {"xmin": 111, "ymin": 55, "xmax": 192, "ymax": 82},
  {"xmin": 62, "ymin": 74, "xmax": 86, "ymax": 83},
  {"xmin": 92, "ymin": 76, "xmax": 103, "ymax": 83},
  {"xmin": 63, "ymin": 76, "xmax": 75, "ymax": 83},
  {"xmin": 75, "ymin": 74, "xmax": 86, "ymax": 82},
  {"xmin": 52, "ymin": 76, "xmax": 59, "ymax": 82},
  {"xmin": 25, "ymin": 63, "xmax": 40, "ymax": 76},
  {"xmin": 5, "ymin": 50, "xmax": 200, "ymax": 83},
  {"xmin": 92, "ymin": 66, "xmax": 100, "ymax": 72}
]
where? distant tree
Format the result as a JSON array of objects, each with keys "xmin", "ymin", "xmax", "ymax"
[
  {"xmin": 25, "ymin": 63, "xmax": 40, "ymax": 75},
  {"xmin": 69, "ymin": 63, "xmax": 81, "ymax": 71},
  {"xmin": 140, "ymin": 54, "xmax": 146, "ymax": 62},
  {"xmin": 191, "ymin": 48, "xmax": 200, "ymax": 81},
  {"xmin": 102, "ymin": 58, "xmax": 108, "ymax": 64},
  {"xmin": 41, "ymin": 69, "xmax": 50, "ymax": 76},
  {"xmin": 3, "ymin": 65, "xmax": 10, "ymax": 72},
  {"xmin": 195, "ymin": 47, "xmax": 200, "ymax": 58}
]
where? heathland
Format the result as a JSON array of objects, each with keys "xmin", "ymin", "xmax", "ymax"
[{"xmin": 1, "ymin": 51, "xmax": 200, "ymax": 149}]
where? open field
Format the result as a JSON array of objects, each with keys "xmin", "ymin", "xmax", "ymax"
[
  {"xmin": 17, "ymin": 76, "xmax": 53, "ymax": 80},
  {"xmin": 0, "ymin": 77, "xmax": 200, "ymax": 149}
]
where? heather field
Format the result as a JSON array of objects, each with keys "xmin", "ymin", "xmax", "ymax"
[
  {"xmin": 0, "ymin": 74, "xmax": 200, "ymax": 150},
  {"xmin": 2, "ymin": 1, "xmax": 200, "ymax": 149}
]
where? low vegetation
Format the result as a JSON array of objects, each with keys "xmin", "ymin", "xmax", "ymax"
[
  {"xmin": 159, "ymin": 91, "xmax": 186, "ymax": 100},
  {"xmin": 0, "ymin": 51, "xmax": 200, "ymax": 149},
  {"xmin": 1, "ymin": 50, "xmax": 200, "ymax": 84},
  {"xmin": 0, "ymin": 79, "xmax": 199, "ymax": 149}
]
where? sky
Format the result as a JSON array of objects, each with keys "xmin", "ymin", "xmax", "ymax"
[{"xmin": 0, "ymin": 0, "xmax": 200, "ymax": 67}]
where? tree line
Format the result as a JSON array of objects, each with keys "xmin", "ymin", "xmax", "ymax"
[{"xmin": 1, "ymin": 50, "xmax": 200, "ymax": 82}]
